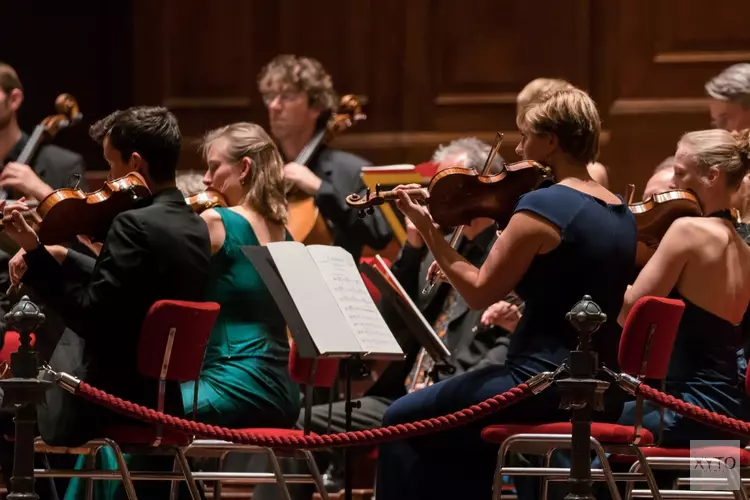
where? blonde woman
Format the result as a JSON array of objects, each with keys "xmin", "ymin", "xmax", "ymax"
[
  {"xmin": 181, "ymin": 122, "xmax": 299, "ymax": 427},
  {"xmin": 376, "ymin": 89, "xmax": 637, "ymax": 500},
  {"xmin": 620, "ymin": 129, "xmax": 750, "ymax": 446}
]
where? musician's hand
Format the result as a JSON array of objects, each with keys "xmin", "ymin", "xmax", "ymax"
[
  {"xmin": 0, "ymin": 198, "xmax": 40, "ymax": 251},
  {"xmin": 481, "ymin": 300, "xmax": 522, "ymax": 333},
  {"xmin": 8, "ymin": 248, "xmax": 27, "ymax": 288},
  {"xmin": 0, "ymin": 162, "xmax": 53, "ymax": 200},
  {"xmin": 77, "ymin": 235, "xmax": 103, "ymax": 257},
  {"xmin": 426, "ymin": 260, "xmax": 448, "ymax": 285},
  {"xmin": 284, "ymin": 162, "xmax": 322, "ymax": 195},
  {"xmin": 394, "ymin": 184, "xmax": 433, "ymax": 231},
  {"xmin": 412, "ymin": 382, "xmax": 428, "ymax": 391}
]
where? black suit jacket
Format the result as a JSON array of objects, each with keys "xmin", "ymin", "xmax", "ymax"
[
  {"xmin": 0, "ymin": 133, "xmax": 89, "ymax": 358},
  {"xmin": 366, "ymin": 226, "xmax": 513, "ymax": 400},
  {"xmin": 307, "ymin": 146, "xmax": 393, "ymax": 262},
  {"xmin": 21, "ymin": 188, "xmax": 212, "ymax": 445}
]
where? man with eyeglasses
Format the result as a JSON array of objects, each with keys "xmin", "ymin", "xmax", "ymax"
[{"xmin": 256, "ymin": 54, "xmax": 392, "ymax": 262}]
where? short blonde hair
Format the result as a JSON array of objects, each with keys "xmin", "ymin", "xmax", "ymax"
[
  {"xmin": 200, "ymin": 122, "xmax": 288, "ymax": 224},
  {"xmin": 678, "ymin": 128, "xmax": 750, "ymax": 190},
  {"xmin": 517, "ymin": 88, "xmax": 601, "ymax": 166},
  {"xmin": 517, "ymin": 78, "xmax": 575, "ymax": 113}
]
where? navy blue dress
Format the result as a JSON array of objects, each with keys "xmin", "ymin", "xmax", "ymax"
[
  {"xmin": 375, "ymin": 184, "xmax": 637, "ymax": 500},
  {"xmin": 618, "ymin": 294, "xmax": 750, "ymax": 446}
]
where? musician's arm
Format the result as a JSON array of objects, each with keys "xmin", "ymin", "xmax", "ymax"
[
  {"xmin": 22, "ymin": 213, "xmax": 147, "ymax": 338},
  {"xmin": 618, "ymin": 218, "xmax": 692, "ymax": 325},
  {"xmin": 419, "ymin": 212, "xmax": 554, "ymax": 309}
]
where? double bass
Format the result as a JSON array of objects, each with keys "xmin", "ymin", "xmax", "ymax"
[{"xmin": 286, "ymin": 94, "xmax": 366, "ymax": 244}]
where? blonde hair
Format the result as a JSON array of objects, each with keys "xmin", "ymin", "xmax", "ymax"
[
  {"xmin": 517, "ymin": 88, "xmax": 601, "ymax": 166},
  {"xmin": 678, "ymin": 128, "xmax": 750, "ymax": 190},
  {"xmin": 200, "ymin": 122, "xmax": 288, "ymax": 224},
  {"xmin": 517, "ymin": 78, "xmax": 575, "ymax": 112}
]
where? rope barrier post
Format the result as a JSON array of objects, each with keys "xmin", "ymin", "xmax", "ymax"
[
  {"xmin": 558, "ymin": 295, "xmax": 609, "ymax": 500},
  {"xmin": 0, "ymin": 295, "xmax": 51, "ymax": 499}
]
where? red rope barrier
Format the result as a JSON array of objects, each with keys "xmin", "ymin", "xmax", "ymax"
[
  {"xmin": 635, "ymin": 382, "xmax": 750, "ymax": 438},
  {"xmin": 75, "ymin": 380, "xmax": 533, "ymax": 449}
]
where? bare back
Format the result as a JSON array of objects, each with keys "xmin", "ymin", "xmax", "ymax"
[
  {"xmin": 202, "ymin": 206, "xmax": 287, "ymax": 255},
  {"xmin": 678, "ymin": 217, "xmax": 750, "ymax": 324}
]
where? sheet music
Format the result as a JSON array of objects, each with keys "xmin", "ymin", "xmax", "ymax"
[
  {"xmin": 308, "ymin": 245, "xmax": 403, "ymax": 356},
  {"xmin": 265, "ymin": 242, "xmax": 362, "ymax": 356}
]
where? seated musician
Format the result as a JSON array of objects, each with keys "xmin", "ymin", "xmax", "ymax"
[
  {"xmin": 705, "ymin": 63, "xmax": 750, "ymax": 131},
  {"xmin": 257, "ymin": 54, "xmax": 392, "ymax": 261},
  {"xmin": 1, "ymin": 105, "xmax": 212, "ymax": 499},
  {"xmin": 180, "ymin": 122, "xmax": 301, "ymax": 428},
  {"xmin": 619, "ymin": 128, "xmax": 750, "ymax": 446},
  {"xmin": 253, "ymin": 137, "xmax": 521, "ymax": 500},
  {"xmin": 376, "ymin": 88, "xmax": 636, "ymax": 500},
  {"xmin": 517, "ymin": 77, "xmax": 610, "ymax": 188}
]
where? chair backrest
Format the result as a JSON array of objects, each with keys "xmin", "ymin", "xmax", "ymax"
[
  {"xmin": 288, "ymin": 340, "xmax": 339, "ymax": 388},
  {"xmin": 618, "ymin": 296, "xmax": 685, "ymax": 379},
  {"xmin": 136, "ymin": 300, "xmax": 220, "ymax": 382}
]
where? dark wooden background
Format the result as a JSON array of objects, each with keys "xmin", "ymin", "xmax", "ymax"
[{"xmin": 3, "ymin": 0, "xmax": 750, "ymax": 197}]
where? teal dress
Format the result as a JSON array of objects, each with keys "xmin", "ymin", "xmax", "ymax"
[
  {"xmin": 64, "ymin": 208, "xmax": 300, "ymax": 499},
  {"xmin": 181, "ymin": 207, "xmax": 301, "ymax": 428}
]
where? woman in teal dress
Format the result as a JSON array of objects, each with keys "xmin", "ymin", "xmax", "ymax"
[
  {"xmin": 181, "ymin": 121, "xmax": 300, "ymax": 428},
  {"xmin": 66, "ymin": 122, "xmax": 300, "ymax": 499}
]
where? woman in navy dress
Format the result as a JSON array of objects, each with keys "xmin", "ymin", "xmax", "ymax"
[
  {"xmin": 619, "ymin": 128, "xmax": 750, "ymax": 446},
  {"xmin": 376, "ymin": 88, "xmax": 637, "ymax": 500}
]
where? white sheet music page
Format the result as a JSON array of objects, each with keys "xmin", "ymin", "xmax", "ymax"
[
  {"xmin": 265, "ymin": 241, "xmax": 362, "ymax": 356},
  {"xmin": 308, "ymin": 245, "xmax": 403, "ymax": 357}
]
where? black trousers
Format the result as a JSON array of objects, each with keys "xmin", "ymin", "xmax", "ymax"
[{"xmin": 239, "ymin": 395, "xmax": 393, "ymax": 500}]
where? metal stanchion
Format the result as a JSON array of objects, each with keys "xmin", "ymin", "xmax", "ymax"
[
  {"xmin": 0, "ymin": 296, "xmax": 50, "ymax": 499},
  {"xmin": 558, "ymin": 295, "xmax": 610, "ymax": 500}
]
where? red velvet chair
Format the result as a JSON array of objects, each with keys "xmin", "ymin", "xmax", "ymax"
[
  {"xmin": 480, "ymin": 296, "xmax": 686, "ymax": 500},
  {"xmin": 0, "ymin": 331, "xmax": 36, "ymax": 378},
  {"xmin": 182, "ymin": 339, "xmax": 339, "ymax": 500},
  {"xmin": 34, "ymin": 300, "xmax": 220, "ymax": 500}
]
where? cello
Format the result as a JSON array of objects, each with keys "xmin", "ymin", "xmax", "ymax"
[
  {"xmin": 286, "ymin": 94, "xmax": 366, "ymax": 244},
  {"xmin": 0, "ymin": 94, "xmax": 82, "ymax": 253}
]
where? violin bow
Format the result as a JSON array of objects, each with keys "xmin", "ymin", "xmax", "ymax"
[{"xmin": 421, "ymin": 132, "xmax": 504, "ymax": 294}]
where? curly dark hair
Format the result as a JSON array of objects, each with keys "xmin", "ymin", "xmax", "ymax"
[{"xmin": 257, "ymin": 54, "xmax": 338, "ymax": 112}]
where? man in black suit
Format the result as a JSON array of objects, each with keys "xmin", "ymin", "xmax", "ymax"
[
  {"xmin": 257, "ymin": 54, "xmax": 392, "ymax": 262},
  {"xmin": 2, "ymin": 106, "xmax": 212, "ymax": 447},
  {"xmin": 252, "ymin": 137, "xmax": 522, "ymax": 500},
  {"xmin": 0, "ymin": 62, "xmax": 89, "ymax": 348},
  {"xmin": 0, "ymin": 62, "xmax": 86, "ymax": 204}
]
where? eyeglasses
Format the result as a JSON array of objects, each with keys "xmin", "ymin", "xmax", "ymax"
[{"xmin": 261, "ymin": 91, "xmax": 303, "ymax": 107}]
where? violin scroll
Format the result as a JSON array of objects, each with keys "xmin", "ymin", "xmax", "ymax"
[{"xmin": 347, "ymin": 183, "xmax": 429, "ymax": 219}]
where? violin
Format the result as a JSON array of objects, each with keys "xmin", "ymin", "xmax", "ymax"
[
  {"xmin": 185, "ymin": 187, "xmax": 228, "ymax": 213},
  {"xmin": 628, "ymin": 189, "xmax": 703, "ymax": 248},
  {"xmin": 346, "ymin": 159, "xmax": 554, "ymax": 230},
  {"xmin": 286, "ymin": 94, "xmax": 367, "ymax": 245},
  {"xmin": 3, "ymin": 172, "xmax": 151, "ymax": 245}
]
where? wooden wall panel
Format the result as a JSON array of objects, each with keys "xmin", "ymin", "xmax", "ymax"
[
  {"xmin": 8, "ymin": 0, "xmax": 746, "ymax": 197},
  {"xmin": 594, "ymin": 0, "xmax": 750, "ymax": 196}
]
